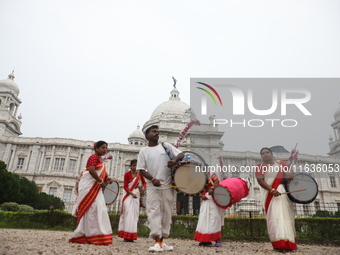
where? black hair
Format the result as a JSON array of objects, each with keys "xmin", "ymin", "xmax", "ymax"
[
  {"xmin": 145, "ymin": 125, "xmax": 159, "ymax": 136},
  {"xmin": 260, "ymin": 147, "xmax": 273, "ymax": 155},
  {"xmin": 130, "ymin": 159, "xmax": 137, "ymax": 166},
  {"xmin": 95, "ymin": 140, "xmax": 108, "ymax": 149}
]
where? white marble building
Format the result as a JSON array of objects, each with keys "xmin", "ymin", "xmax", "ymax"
[{"xmin": 1, "ymin": 71, "xmax": 340, "ymax": 216}]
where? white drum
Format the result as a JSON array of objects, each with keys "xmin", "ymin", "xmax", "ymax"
[
  {"xmin": 284, "ymin": 172, "xmax": 318, "ymax": 204},
  {"xmin": 103, "ymin": 181, "xmax": 119, "ymax": 205}
]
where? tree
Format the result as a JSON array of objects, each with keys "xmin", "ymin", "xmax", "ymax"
[
  {"xmin": 32, "ymin": 192, "xmax": 65, "ymax": 210},
  {"xmin": 0, "ymin": 161, "xmax": 20, "ymax": 204},
  {"xmin": 17, "ymin": 176, "xmax": 39, "ymax": 204},
  {"xmin": 0, "ymin": 160, "xmax": 64, "ymax": 210}
]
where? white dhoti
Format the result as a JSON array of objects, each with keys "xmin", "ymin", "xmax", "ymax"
[{"xmin": 146, "ymin": 188, "xmax": 174, "ymax": 239}]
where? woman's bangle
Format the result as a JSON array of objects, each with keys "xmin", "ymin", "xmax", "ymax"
[
  {"xmin": 151, "ymin": 177, "xmax": 156, "ymax": 182},
  {"xmin": 98, "ymin": 179, "xmax": 103, "ymax": 185},
  {"xmin": 270, "ymin": 188, "xmax": 275, "ymax": 193}
]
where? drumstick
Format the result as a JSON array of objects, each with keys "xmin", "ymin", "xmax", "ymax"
[
  {"xmin": 162, "ymin": 184, "xmax": 187, "ymax": 189},
  {"xmin": 292, "ymin": 178, "xmax": 314, "ymax": 183},
  {"xmin": 214, "ymin": 193, "xmax": 227, "ymax": 196},
  {"xmin": 281, "ymin": 189, "xmax": 306, "ymax": 195},
  {"xmin": 104, "ymin": 186, "xmax": 118, "ymax": 194},
  {"xmin": 208, "ymin": 199, "xmax": 223, "ymax": 204}
]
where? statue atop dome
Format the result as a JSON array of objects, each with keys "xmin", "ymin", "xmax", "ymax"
[{"xmin": 172, "ymin": 76, "xmax": 177, "ymax": 88}]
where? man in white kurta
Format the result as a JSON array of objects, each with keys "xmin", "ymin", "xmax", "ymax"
[{"xmin": 137, "ymin": 125, "xmax": 184, "ymax": 252}]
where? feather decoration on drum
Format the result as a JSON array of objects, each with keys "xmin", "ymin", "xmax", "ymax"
[
  {"xmin": 102, "ymin": 153, "xmax": 113, "ymax": 161},
  {"xmin": 287, "ymin": 143, "xmax": 299, "ymax": 166},
  {"xmin": 284, "ymin": 143, "xmax": 318, "ymax": 204},
  {"xmin": 174, "ymin": 119, "xmax": 201, "ymax": 148},
  {"xmin": 218, "ymin": 155, "xmax": 228, "ymax": 180}
]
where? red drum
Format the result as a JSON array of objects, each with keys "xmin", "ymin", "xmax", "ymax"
[{"xmin": 212, "ymin": 177, "xmax": 249, "ymax": 209}]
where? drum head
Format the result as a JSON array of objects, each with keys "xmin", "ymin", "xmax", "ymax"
[
  {"xmin": 172, "ymin": 163, "xmax": 207, "ymax": 195},
  {"xmin": 103, "ymin": 181, "xmax": 119, "ymax": 205},
  {"xmin": 213, "ymin": 185, "xmax": 232, "ymax": 208},
  {"xmin": 181, "ymin": 153, "xmax": 204, "ymax": 165},
  {"xmin": 284, "ymin": 172, "xmax": 318, "ymax": 204}
]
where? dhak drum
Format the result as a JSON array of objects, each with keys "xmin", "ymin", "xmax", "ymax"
[
  {"xmin": 212, "ymin": 177, "xmax": 249, "ymax": 209},
  {"xmin": 284, "ymin": 172, "xmax": 318, "ymax": 204},
  {"xmin": 103, "ymin": 181, "xmax": 119, "ymax": 205},
  {"xmin": 172, "ymin": 152, "xmax": 207, "ymax": 196}
]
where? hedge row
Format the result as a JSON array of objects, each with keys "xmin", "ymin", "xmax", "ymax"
[{"xmin": 1, "ymin": 211, "xmax": 339, "ymax": 244}]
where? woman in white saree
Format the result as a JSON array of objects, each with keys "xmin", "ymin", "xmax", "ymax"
[
  {"xmin": 194, "ymin": 176, "xmax": 224, "ymax": 247},
  {"xmin": 69, "ymin": 141, "xmax": 115, "ymax": 245},
  {"xmin": 118, "ymin": 159, "xmax": 146, "ymax": 242},
  {"xmin": 255, "ymin": 147, "xmax": 297, "ymax": 252}
]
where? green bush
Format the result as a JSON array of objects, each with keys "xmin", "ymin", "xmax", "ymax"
[
  {"xmin": 313, "ymin": 210, "xmax": 332, "ymax": 217},
  {"xmin": 19, "ymin": 204, "xmax": 34, "ymax": 212},
  {"xmin": 1, "ymin": 202, "xmax": 20, "ymax": 212},
  {"xmin": 0, "ymin": 211, "xmax": 340, "ymax": 245}
]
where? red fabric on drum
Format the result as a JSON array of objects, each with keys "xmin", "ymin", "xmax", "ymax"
[{"xmin": 214, "ymin": 178, "xmax": 249, "ymax": 209}]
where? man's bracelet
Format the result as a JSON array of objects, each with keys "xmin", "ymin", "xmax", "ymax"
[
  {"xmin": 270, "ymin": 188, "xmax": 275, "ymax": 193},
  {"xmin": 151, "ymin": 177, "xmax": 156, "ymax": 182},
  {"xmin": 98, "ymin": 179, "xmax": 103, "ymax": 185}
]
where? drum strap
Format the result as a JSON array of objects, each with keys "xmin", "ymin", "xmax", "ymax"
[
  {"xmin": 161, "ymin": 142, "xmax": 173, "ymax": 160},
  {"xmin": 162, "ymin": 142, "xmax": 173, "ymax": 173}
]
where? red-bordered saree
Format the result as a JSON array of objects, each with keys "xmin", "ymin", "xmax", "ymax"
[
  {"xmin": 256, "ymin": 161, "xmax": 297, "ymax": 251},
  {"xmin": 69, "ymin": 155, "xmax": 112, "ymax": 245}
]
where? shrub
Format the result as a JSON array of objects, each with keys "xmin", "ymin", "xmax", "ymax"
[
  {"xmin": 1, "ymin": 202, "xmax": 20, "ymax": 212},
  {"xmin": 19, "ymin": 205, "xmax": 34, "ymax": 212},
  {"xmin": 313, "ymin": 210, "xmax": 332, "ymax": 217}
]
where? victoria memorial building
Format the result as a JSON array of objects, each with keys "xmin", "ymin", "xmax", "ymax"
[{"xmin": 1, "ymin": 71, "xmax": 340, "ymax": 216}]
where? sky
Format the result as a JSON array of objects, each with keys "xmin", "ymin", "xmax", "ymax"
[{"xmin": 0, "ymin": 0, "xmax": 339, "ymax": 156}]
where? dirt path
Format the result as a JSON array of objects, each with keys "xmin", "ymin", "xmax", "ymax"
[{"xmin": 0, "ymin": 229, "xmax": 339, "ymax": 255}]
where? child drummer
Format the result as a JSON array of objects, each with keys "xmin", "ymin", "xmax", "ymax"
[{"xmin": 194, "ymin": 173, "xmax": 224, "ymax": 247}]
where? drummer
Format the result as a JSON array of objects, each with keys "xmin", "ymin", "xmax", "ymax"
[
  {"xmin": 194, "ymin": 173, "xmax": 224, "ymax": 247},
  {"xmin": 118, "ymin": 159, "xmax": 147, "ymax": 242},
  {"xmin": 137, "ymin": 125, "xmax": 184, "ymax": 252},
  {"xmin": 255, "ymin": 147, "xmax": 297, "ymax": 252}
]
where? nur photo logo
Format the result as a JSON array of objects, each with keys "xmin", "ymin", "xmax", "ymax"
[
  {"xmin": 194, "ymin": 80, "xmax": 312, "ymax": 128},
  {"xmin": 196, "ymin": 82, "xmax": 223, "ymax": 115}
]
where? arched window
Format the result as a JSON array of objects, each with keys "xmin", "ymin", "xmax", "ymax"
[{"xmin": 9, "ymin": 103, "xmax": 15, "ymax": 115}]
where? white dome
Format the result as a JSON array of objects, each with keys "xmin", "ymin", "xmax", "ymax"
[
  {"xmin": 129, "ymin": 124, "xmax": 144, "ymax": 139},
  {"xmin": 150, "ymin": 88, "xmax": 190, "ymax": 120},
  {"xmin": 0, "ymin": 72, "xmax": 20, "ymax": 96},
  {"xmin": 151, "ymin": 100, "xmax": 190, "ymax": 119},
  {"xmin": 334, "ymin": 105, "xmax": 340, "ymax": 121}
]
